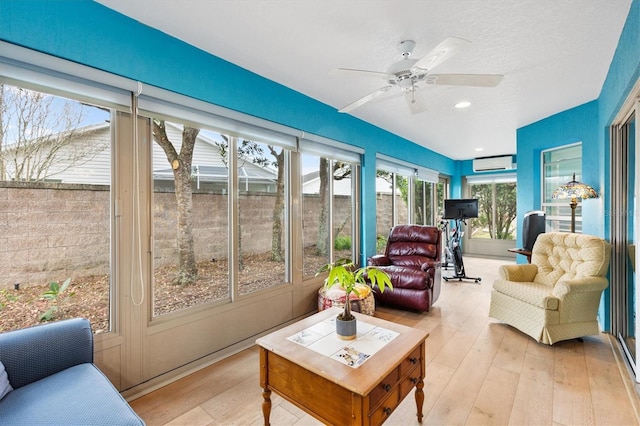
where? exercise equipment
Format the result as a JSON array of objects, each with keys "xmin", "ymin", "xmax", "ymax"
[
  {"xmin": 441, "ymin": 199, "xmax": 481, "ymax": 283},
  {"xmin": 439, "ymin": 219, "xmax": 454, "ymax": 270}
]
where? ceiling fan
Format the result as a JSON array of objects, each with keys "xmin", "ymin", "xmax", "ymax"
[{"xmin": 334, "ymin": 37, "xmax": 503, "ymax": 114}]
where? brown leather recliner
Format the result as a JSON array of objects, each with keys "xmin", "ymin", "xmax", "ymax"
[{"xmin": 367, "ymin": 225, "xmax": 442, "ymax": 312}]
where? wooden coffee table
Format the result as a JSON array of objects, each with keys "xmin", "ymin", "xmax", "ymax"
[{"xmin": 256, "ymin": 308, "xmax": 429, "ymax": 425}]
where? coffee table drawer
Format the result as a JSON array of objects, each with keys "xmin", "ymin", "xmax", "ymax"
[
  {"xmin": 369, "ymin": 367, "xmax": 399, "ymax": 407},
  {"xmin": 399, "ymin": 345, "xmax": 422, "ymax": 377},
  {"xmin": 399, "ymin": 368, "xmax": 422, "ymax": 399},
  {"xmin": 369, "ymin": 386, "xmax": 399, "ymax": 425}
]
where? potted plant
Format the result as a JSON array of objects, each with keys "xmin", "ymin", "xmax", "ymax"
[{"xmin": 318, "ymin": 258, "xmax": 392, "ymax": 340}]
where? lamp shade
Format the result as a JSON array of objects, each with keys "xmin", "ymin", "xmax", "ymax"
[{"xmin": 552, "ymin": 173, "xmax": 598, "ymax": 201}]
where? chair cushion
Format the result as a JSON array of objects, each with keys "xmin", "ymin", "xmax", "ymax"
[
  {"xmin": 493, "ymin": 279, "xmax": 559, "ymax": 310},
  {"xmin": 377, "ymin": 265, "xmax": 430, "ymax": 290},
  {"xmin": 385, "ymin": 225, "xmax": 439, "ymax": 268},
  {"xmin": 532, "ymin": 233, "xmax": 610, "ymax": 286},
  {"xmin": 389, "ymin": 254, "xmax": 433, "ymax": 269}
]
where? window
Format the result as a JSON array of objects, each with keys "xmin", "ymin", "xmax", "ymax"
[
  {"xmin": 413, "ymin": 178, "xmax": 432, "ymax": 225},
  {"xmin": 542, "ymin": 143, "xmax": 582, "ymax": 232},
  {"xmin": 149, "ymin": 119, "xmax": 231, "ymax": 316},
  {"xmin": 467, "ymin": 178, "xmax": 517, "ymax": 240},
  {"xmin": 332, "ymin": 162, "xmax": 355, "ymax": 263},
  {"xmin": 375, "ymin": 164, "xmax": 410, "ymax": 253},
  {"xmin": 302, "ymin": 154, "xmax": 358, "ymax": 276},
  {"xmin": 237, "ymin": 140, "xmax": 288, "ymax": 295},
  {"xmin": 376, "ymin": 156, "xmax": 441, "ymax": 252},
  {"xmin": 0, "ymin": 83, "xmax": 113, "ymax": 333},
  {"xmin": 413, "ymin": 176, "xmax": 448, "ymax": 225},
  {"xmin": 149, "ymin": 121, "xmax": 295, "ymax": 314}
]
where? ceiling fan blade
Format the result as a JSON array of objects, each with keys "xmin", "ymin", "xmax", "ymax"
[
  {"xmin": 404, "ymin": 90, "xmax": 428, "ymax": 115},
  {"xmin": 412, "ymin": 37, "xmax": 471, "ymax": 72},
  {"xmin": 429, "ymin": 73, "xmax": 503, "ymax": 87},
  {"xmin": 330, "ymin": 68, "xmax": 392, "ymax": 79},
  {"xmin": 338, "ymin": 86, "xmax": 393, "ymax": 113}
]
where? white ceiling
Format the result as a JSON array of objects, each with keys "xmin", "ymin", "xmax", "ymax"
[{"xmin": 96, "ymin": 0, "xmax": 632, "ymax": 160}]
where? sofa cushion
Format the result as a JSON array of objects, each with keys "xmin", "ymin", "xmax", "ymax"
[
  {"xmin": 0, "ymin": 363, "xmax": 144, "ymax": 425},
  {"xmin": 0, "ymin": 318, "xmax": 93, "ymax": 389},
  {"xmin": 0, "ymin": 361, "xmax": 12, "ymax": 400}
]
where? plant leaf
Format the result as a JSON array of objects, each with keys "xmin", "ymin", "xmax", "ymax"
[{"xmin": 59, "ymin": 278, "xmax": 72, "ymax": 293}]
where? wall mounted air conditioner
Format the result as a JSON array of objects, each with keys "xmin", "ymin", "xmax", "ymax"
[{"xmin": 472, "ymin": 155, "xmax": 514, "ymax": 172}]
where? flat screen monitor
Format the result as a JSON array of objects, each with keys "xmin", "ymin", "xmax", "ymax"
[
  {"xmin": 523, "ymin": 210, "xmax": 545, "ymax": 251},
  {"xmin": 443, "ymin": 199, "xmax": 479, "ymax": 219}
]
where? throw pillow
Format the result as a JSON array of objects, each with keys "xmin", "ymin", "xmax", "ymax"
[{"xmin": 0, "ymin": 361, "xmax": 13, "ymax": 400}]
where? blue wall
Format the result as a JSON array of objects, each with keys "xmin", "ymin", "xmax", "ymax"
[
  {"xmin": 516, "ymin": 100, "xmax": 600, "ymax": 240},
  {"xmin": 0, "ymin": 0, "xmax": 456, "ymax": 261},
  {"xmin": 514, "ymin": 0, "xmax": 639, "ymax": 331}
]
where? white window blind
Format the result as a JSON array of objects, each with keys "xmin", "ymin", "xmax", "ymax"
[
  {"xmin": 415, "ymin": 166, "xmax": 439, "ymax": 183},
  {"xmin": 0, "ymin": 41, "xmax": 133, "ymax": 111},
  {"xmin": 298, "ymin": 133, "xmax": 363, "ymax": 164},
  {"xmin": 466, "ymin": 172, "xmax": 516, "ymax": 184},
  {"xmin": 137, "ymin": 84, "xmax": 298, "ymax": 150},
  {"xmin": 0, "ymin": 41, "xmax": 302, "ymax": 151},
  {"xmin": 377, "ymin": 154, "xmax": 438, "ymax": 182}
]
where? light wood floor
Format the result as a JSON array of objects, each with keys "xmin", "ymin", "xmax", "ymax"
[{"xmin": 130, "ymin": 257, "xmax": 640, "ymax": 425}]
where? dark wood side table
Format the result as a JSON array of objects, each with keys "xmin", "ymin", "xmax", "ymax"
[{"xmin": 508, "ymin": 248, "xmax": 532, "ymax": 263}]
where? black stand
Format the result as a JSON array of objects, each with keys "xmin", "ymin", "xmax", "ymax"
[
  {"xmin": 442, "ymin": 218, "xmax": 481, "ymax": 284},
  {"xmin": 439, "ymin": 219, "xmax": 454, "ymax": 270}
]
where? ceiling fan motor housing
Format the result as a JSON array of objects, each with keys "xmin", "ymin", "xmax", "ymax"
[{"xmin": 398, "ymin": 39, "xmax": 416, "ymax": 57}]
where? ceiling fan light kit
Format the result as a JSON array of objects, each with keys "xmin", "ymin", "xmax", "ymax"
[{"xmin": 335, "ymin": 37, "xmax": 503, "ymax": 114}]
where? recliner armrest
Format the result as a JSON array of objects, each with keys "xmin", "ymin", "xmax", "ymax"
[
  {"xmin": 421, "ymin": 260, "xmax": 440, "ymax": 272},
  {"xmin": 499, "ymin": 264, "xmax": 538, "ymax": 282},
  {"xmin": 368, "ymin": 255, "xmax": 390, "ymax": 266}
]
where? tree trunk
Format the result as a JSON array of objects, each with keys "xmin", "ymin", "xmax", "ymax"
[
  {"xmin": 270, "ymin": 147, "xmax": 285, "ymax": 261},
  {"xmin": 173, "ymin": 159, "xmax": 198, "ymax": 285},
  {"xmin": 153, "ymin": 120, "xmax": 200, "ymax": 286},
  {"xmin": 316, "ymin": 157, "xmax": 330, "ymax": 256}
]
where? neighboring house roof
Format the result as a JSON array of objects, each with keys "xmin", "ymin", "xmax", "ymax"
[{"xmin": 4, "ymin": 120, "xmax": 278, "ymax": 186}]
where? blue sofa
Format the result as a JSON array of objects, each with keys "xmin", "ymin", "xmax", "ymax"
[{"xmin": 0, "ymin": 318, "xmax": 145, "ymax": 425}]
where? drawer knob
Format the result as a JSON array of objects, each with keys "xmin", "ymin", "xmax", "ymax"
[
  {"xmin": 409, "ymin": 357, "xmax": 418, "ymax": 364},
  {"xmin": 383, "ymin": 407, "xmax": 392, "ymax": 416},
  {"xmin": 410, "ymin": 377, "xmax": 419, "ymax": 385},
  {"xmin": 382, "ymin": 383, "xmax": 391, "ymax": 392}
]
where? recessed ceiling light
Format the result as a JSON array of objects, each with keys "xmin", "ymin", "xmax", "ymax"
[
  {"xmin": 474, "ymin": 148, "xmax": 484, "ymax": 152},
  {"xmin": 455, "ymin": 101, "xmax": 471, "ymax": 109}
]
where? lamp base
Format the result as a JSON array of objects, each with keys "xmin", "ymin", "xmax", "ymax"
[{"xmin": 570, "ymin": 198, "xmax": 577, "ymax": 233}]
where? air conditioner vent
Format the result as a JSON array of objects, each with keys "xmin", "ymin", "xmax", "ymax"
[{"xmin": 472, "ymin": 155, "xmax": 514, "ymax": 172}]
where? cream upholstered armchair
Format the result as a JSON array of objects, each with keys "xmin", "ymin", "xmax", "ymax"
[{"xmin": 489, "ymin": 232, "xmax": 610, "ymax": 345}]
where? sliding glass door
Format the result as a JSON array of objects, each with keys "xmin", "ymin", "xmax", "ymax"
[{"xmin": 611, "ymin": 93, "xmax": 639, "ymax": 383}]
